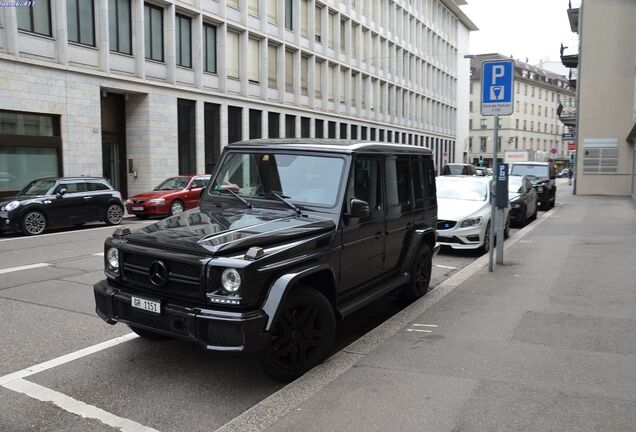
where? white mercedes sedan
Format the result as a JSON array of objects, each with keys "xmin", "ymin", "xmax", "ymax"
[{"xmin": 435, "ymin": 176, "xmax": 510, "ymax": 252}]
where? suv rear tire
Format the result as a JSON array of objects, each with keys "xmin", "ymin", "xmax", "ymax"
[
  {"xmin": 401, "ymin": 243, "xmax": 433, "ymax": 302},
  {"xmin": 257, "ymin": 288, "xmax": 335, "ymax": 382}
]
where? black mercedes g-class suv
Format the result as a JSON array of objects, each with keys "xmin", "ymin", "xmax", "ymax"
[
  {"xmin": 94, "ymin": 139, "xmax": 438, "ymax": 381},
  {"xmin": 509, "ymin": 162, "xmax": 556, "ymax": 210}
]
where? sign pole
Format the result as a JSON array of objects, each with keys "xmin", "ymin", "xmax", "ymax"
[{"xmin": 488, "ymin": 115, "xmax": 498, "ymax": 272}]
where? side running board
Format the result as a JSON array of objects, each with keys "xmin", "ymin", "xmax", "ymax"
[{"xmin": 338, "ymin": 272, "xmax": 410, "ymax": 318}]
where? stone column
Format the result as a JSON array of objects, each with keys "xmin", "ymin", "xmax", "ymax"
[{"xmin": 98, "ymin": 0, "xmax": 110, "ymax": 73}]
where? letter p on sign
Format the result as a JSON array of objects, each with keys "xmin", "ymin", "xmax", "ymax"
[{"xmin": 492, "ymin": 65, "xmax": 505, "ymax": 85}]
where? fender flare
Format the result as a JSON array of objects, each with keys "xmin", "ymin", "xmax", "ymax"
[
  {"xmin": 261, "ymin": 263, "xmax": 334, "ymax": 331},
  {"xmin": 399, "ymin": 227, "xmax": 436, "ymax": 273}
]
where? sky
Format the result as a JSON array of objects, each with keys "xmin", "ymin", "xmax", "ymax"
[{"xmin": 460, "ymin": 0, "xmax": 579, "ymax": 73}]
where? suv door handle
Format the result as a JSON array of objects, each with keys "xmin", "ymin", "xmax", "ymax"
[{"xmin": 83, "ymin": 196, "xmax": 92, "ymax": 200}]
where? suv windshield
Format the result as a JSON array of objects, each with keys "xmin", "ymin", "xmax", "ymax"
[
  {"xmin": 508, "ymin": 177, "xmax": 524, "ymax": 194},
  {"xmin": 19, "ymin": 179, "xmax": 56, "ymax": 196},
  {"xmin": 210, "ymin": 152, "xmax": 345, "ymax": 207},
  {"xmin": 155, "ymin": 177, "xmax": 190, "ymax": 190},
  {"xmin": 511, "ymin": 164, "xmax": 549, "ymax": 179}
]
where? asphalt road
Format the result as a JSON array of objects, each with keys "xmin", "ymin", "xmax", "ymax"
[{"xmin": 0, "ymin": 210, "xmax": 529, "ymax": 432}]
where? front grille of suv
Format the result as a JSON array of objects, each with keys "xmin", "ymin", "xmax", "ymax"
[{"xmin": 121, "ymin": 250, "xmax": 203, "ymax": 297}]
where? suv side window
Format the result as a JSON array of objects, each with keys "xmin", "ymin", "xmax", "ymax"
[
  {"xmin": 56, "ymin": 182, "xmax": 86, "ymax": 193},
  {"xmin": 346, "ymin": 156, "xmax": 382, "ymax": 215},
  {"xmin": 385, "ymin": 156, "xmax": 411, "ymax": 212}
]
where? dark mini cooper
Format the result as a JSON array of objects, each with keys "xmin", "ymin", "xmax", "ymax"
[
  {"xmin": 0, "ymin": 177, "xmax": 124, "ymax": 235},
  {"xmin": 94, "ymin": 140, "xmax": 438, "ymax": 381}
]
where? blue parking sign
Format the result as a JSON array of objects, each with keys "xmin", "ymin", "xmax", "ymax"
[{"xmin": 481, "ymin": 60, "xmax": 514, "ymax": 116}]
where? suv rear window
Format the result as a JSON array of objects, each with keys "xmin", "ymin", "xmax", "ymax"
[{"xmin": 511, "ymin": 164, "xmax": 549, "ymax": 179}]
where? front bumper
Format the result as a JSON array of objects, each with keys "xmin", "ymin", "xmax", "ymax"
[
  {"xmin": 94, "ymin": 279, "xmax": 269, "ymax": 353},
  {"xmin": 125, "ymin": 204, "xmax": 170, "ymax": 216},
  {"xmin": 0, "ymin": 212, "xmax": 19, "ymax": 232},
  {"xmin": 436, "ymin": 223, "xmax": 486, "ymax": 250}
]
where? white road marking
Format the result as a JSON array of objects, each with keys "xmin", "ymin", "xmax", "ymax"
[
  {"xmin": 519, "ymin": 240, "xmax": 534, "ymax": 243},
  {"xmin": 434, "ymin": 264, "xmax": 458, "ymax": 270},
  {"xmin": 412, "ymin": 324, "xmax": 438, "ymax": 328},
  {"xmin": 0, "ymin": 333, "xmax": 138, "ymax": 386},
  {"xmin": 406, "ymin": 329, "xmax": 432, "ymax": 333},
  {"xmin": 0, "ymin": 263, "xmax": 50, "ymax": 274},
  {"xmin": 3, "ymin": 379, "xmax": 159, "ymax": 432},
  {"xmin": 93, "ymin": 252, "xmax": 104, "ymax": 256}
]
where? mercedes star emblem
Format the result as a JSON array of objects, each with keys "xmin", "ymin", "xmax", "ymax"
[{"xmin": 149, "ymin": 261, "xmax": 168, "ymax": 287}]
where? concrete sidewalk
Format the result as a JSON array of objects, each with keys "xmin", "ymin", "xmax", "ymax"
[{"xmin": 262, "ymin": 190, "xmax": 636, "ymax": 431}]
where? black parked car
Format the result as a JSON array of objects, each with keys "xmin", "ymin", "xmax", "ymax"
[
  {"xmin": 508, "ymin": 175, "xmax": 538, "ymax": 227},
  {"xmin": 94, "ymin": 139, "xmax": 439, "ymax": 381},
  {"xmin": 509, "ymin": 162, "xmax": 556, "ymax": 210},
  {"xmin": 0, "ymin": 177, "xmax": 124, "ymax": 236}
]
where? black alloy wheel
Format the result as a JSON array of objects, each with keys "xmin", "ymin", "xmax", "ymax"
[
  {"xmin": 128, "ymin": 325, "xmax": 173, "ymax": 341},
  {"xmin": 401, "ymin": 243, "xmax": 433, "ymax": 302},
  {"xmin": 21, "ymin": 210, "xmax": 47, "ymax": 236},
  {"xmin": 257, "ymin": 289, "xmax": 335, "ymax": 382},
  {"xmin": 105, "ymin": 204, "xmax": 124, "ymax": 225}
]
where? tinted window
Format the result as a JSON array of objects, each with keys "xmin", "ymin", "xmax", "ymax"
[
  {"xmin": 386, "ymin": 156, "xmax": 411, "ymax": 207},
  {"xmin": 87, "ymin": 182, "xmax": 110, "ymax": 191},
  {"xmin": 57, "ymin": 182, "xmax": 86, "ymax": 193},
  {"xmin": 346, "ymin": 157, "xmax": 381, "ymax": 212},
  {"xmin": 412, "ymin": 157, "xmax": 433, "ymax": 209}
]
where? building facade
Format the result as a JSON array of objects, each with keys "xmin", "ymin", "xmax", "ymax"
[
  {"xmin": 0, "ymin": 0, "xmax": 476, "ymax": 198},
  {"xmin": 563, "ymin": 0, "xmax": 636, "ymax": 197},
  {"xmin": 467, "ymin": 54, "xmax": 575, "ymax": 167}
]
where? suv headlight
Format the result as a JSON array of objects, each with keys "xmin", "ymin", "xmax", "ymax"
[
  {"xmin": 459, "ymin": 217, "xmax": 483, "ymax": 228},
  {"xmin": 3, "ymin": 200, "xmax": 20, "ymax": 211},
  {"xmin": 221, "ymin": 268, "xmax": 241, "ymax": 292},
  {"xmin": 106, "ymin": 247, "xmax": 120, "ymax": 276}
]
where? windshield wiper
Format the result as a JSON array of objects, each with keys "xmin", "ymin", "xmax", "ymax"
[
  {"xmin": 221, "ymin": 188, "xmax": 252, "ymax": 209},
  {"xmin": 261, "ymin": 192, "xmax": 302, "ymax": 215}
]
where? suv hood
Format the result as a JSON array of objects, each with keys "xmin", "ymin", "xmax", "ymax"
[
  {"xmin": 437, "ymin": 198, "xmax": 488, "ymax": 222},
  {"xmin": 125, "ymin": 207, "xmax": 336, "ymax": 255}
]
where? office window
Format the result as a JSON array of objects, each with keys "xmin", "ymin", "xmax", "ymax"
[
  {"xmin": 480, "ymin": 137, "xmax": 487, "ymax": 152},
  {"xmin": 228, "ymin": 106, "xmax": 242, "ymax": 143},
  {"xmin": 469, "ymin": 119, "xmax": 472, "ymax": 130},
  {"xmin": 328, "ymin": 12, "xmax": 336, "ymax": 49},
  {"xmin": 204, "ymin": 24, "xmax": 217, "ymax": 73},
  {"xmin": 351, "ymin": 24, "xmax": 358, "ymax": 58},
  {"xmin": 227, "ymin": 31, "xmax": 240, "ymax": 79},
  {"xmin": 285, "ymin": 50, "xmax": 295, "ymax": 91},
  {"xmin": 249, "ymin": 0, "xmax": 259, "ymax": 16},
  {"xmin": 67, "ymin": 0, "xmax": 95, "ymax": 46},
  {"xmin": 301, "ymin": 56, "xmax": 309, "ymax": 95},
  {"xmin": 248, "ymin": 38, "xmax": 260, "ymax": 83},
  {"xmin": 144, "ymin": 3, "xmax": 164, "ymax": 61},
  {"xmin": 178, "ymin": 99, "xmax": 196, "ymax": 175},
  {"xmin": 268, "ymin": 0, "xmax": 277, "ymax": 23},
  {"xmin": 515, "ymin": 119, "xmax": 519, "ymax": 129},
  {"xmin": 109, "ymin": 0, "xmax": 132, "ymax": 54},
  {"xmin": 301, "ymin": 0, "xmax": 309, "ymax": 37},
  {"xmin": 339, "ymin": 69, "xmax": 346, "ymax": 103},
  {"xmin": 469, "ymin": 101, "xmax": 473, "ymax": 113},
  {"xmin": 268, "ymin": 44, "xmax": 278, "ymax": 87},
  {"xmin": 285, "ymin": 114, "xmax": 296, "ymax": 138},
  {"xmin": 480, "ymin": 118, "xmax": 487, "ymax": 129},
  {"xmin": 315, "ymin": 60, "xmax": 323, "ymax": 98},
  {"xmin": 175, "ymin": 14, "xmax": 192, "ymax": 68},
  {"xmin": 301, "ymin": 117, "xmax": 310, "ymax": 138},
  {"xmin": 268, "ymin": 112, "xmax": 280, "ymax": 138},
  {"xmin": 315, "ymin": 6, "xmax": 322, "ymax": 43},
  {"xmin": 285, "ymin": 0, "xmax": 293, "ymax": 30},
  {"xmin": 351, "ymin": 72, "xmax": 358, "ymax": 106},
  {"xmin": 227, "ymin": 0, "xmax": 239, "ymax": 9},
  {"xmin": 249, "ymin": 109, "xmax": 262, "ymax": 139},
  {"xmin": 17, "ymin": 0, "xmax": 51, "ymax": 36},
  {"xmin": 328, "ymin": 64, "xmax": 335, "ymax": 100},
  {"xmin": 315, "ymin": 119, "xmax": 324, "ymax": 138},
  {"xmin": 340, "ymin": 19, "xmax": 346, "ymax": 52}
]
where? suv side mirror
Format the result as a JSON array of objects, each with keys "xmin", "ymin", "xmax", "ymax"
[
  {"xmin": 56, "ymin": 188, "xmax": 67, "ymax": 198},
  {"xmin": 350, "ymin": 199, "xmax": 370, "ymax": 219}
]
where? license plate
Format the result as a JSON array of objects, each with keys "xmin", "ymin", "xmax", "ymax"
[
  {"xmin": 131, "ymin": 296, "xmax": 161, "ymax": 314},
  {"xmin": 132, "ymin": 206, "xmax": 144, "ymax": 211}
]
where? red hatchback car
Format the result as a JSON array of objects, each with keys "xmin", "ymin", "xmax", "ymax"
[{"xmin": 125, "ymin": 175, "xmax": 211, "ymax": 218}]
